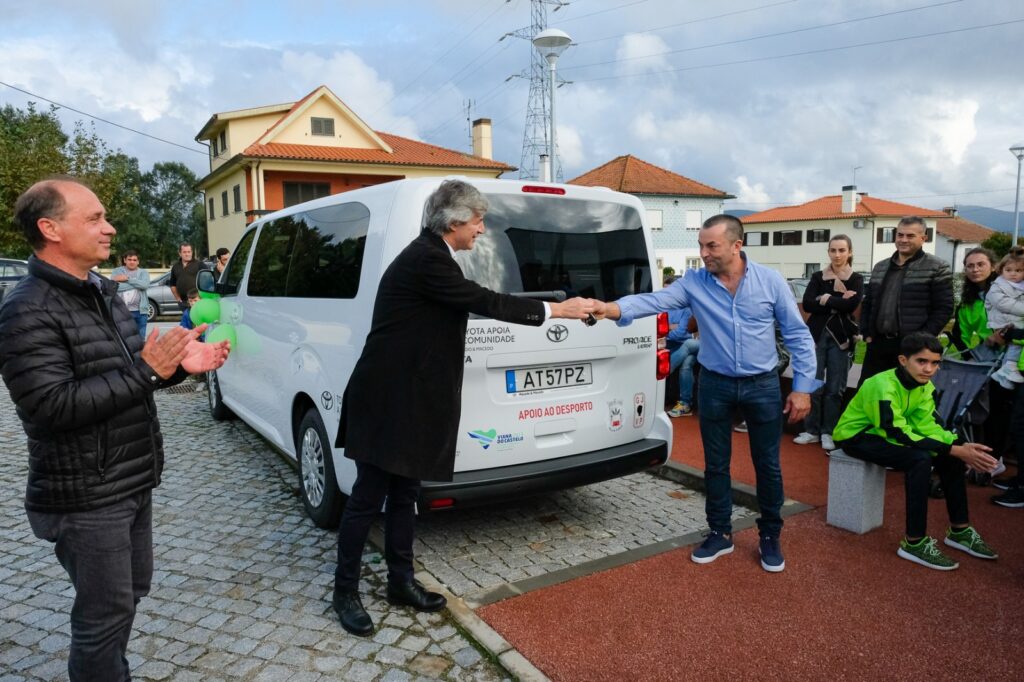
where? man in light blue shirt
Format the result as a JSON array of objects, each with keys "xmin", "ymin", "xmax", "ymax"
[{"xmin": 592, "ymin": 215, "xmax": 818, "ymax": 573}]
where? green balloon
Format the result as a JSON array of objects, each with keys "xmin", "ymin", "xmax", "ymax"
[
  {"xmin": 190, "ymin": 298, "xmax": 220, "ymax": 325},
  {"xmin": 206, "ymin": 323, "xmax": 236, "ymax": 348},
  {"xmin": 198, "ymin": 289, "xmax": 220, "ymax": 300}
]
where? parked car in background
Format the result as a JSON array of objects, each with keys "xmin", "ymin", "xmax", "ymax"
[
  {"xmin": 0, "ymin": 258, "xmax": 29, "ymax": 305},
  {"xmin": 145, "ymin": 271, "xmax": 183, "ymax": 320}
]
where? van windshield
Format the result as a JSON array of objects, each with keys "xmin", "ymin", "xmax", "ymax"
[{"xmin": 456, "ymin": 193, "xmax": 652, "ymax": 305}]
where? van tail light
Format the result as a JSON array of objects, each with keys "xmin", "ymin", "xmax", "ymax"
[
  {"xmin": 656, "ymin": 312, "xmax": 669, "ymax": 338},
  {"xmin": 428, "ymin": 498, "xmax": 455, "ymax": 510},
  {"xmin": 656, "ymin": 348, "xmax": 671, "ymax": 380},
  {"xmin": 522, "ymin": 185, "xmax": 566, "ymax": 195}
]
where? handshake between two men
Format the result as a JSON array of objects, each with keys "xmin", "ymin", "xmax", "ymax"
[{"xmin": 547, "ymin": 297, "xmax": 622, "ymax": 324}]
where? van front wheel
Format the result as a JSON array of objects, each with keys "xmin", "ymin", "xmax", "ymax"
[{"xmin": 297, "ymin": 409, "xmax": 342, "ymax": 529}]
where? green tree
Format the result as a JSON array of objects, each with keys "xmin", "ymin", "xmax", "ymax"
[
  {"xmin": 142, "ymin": 162, "xmax": 204, "ymax": 266},
  {"xmin": 980, "ymin": 232, "xmax": 1022, "ymax": 259},
  {"xmin": 99, "ymin": 153, "xmax": 154, "ymax": 266},
  {"xmin": 0, "ymin": 104, "xmax": 69, "ymax": 257}
]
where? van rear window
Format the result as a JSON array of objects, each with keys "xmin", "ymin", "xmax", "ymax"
[{"xmin": 456, "ymin": 194, "xmax": 652, "ymax": 303}]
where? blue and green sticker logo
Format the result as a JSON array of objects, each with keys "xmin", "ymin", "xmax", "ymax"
[{"xmin": 468, "ymin": 428, "xmax": 524, "ymax": 450}]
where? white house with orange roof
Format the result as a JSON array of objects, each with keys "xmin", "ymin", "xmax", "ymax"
[
  {"xmin": 195, "ymin": 86, "xmax": 513, "ymax": 251},
  {"xmin": 568, "ymin": 155, "xmax": 733, "ymax": 277},
  {"xmin": 741, "ymin": 186, "xmax": 947, "ymax": 278},
  {"xmin": 933, "ymin": 207, "xmax": 996, "ymax": 273}
]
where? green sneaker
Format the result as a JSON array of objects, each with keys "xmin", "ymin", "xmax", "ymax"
[
  {"xmin": 944, "ymin": 526, "xmax": 998, "ymax": 560},
  {"xmin": 897, "ymin": 537, "xmax": 959, "ymax": 571}
]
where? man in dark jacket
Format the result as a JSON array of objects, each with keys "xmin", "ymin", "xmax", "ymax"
[
  {"xmin": 858, "ymin": 216, "xmax": 953, "ymax": 385},
  {"xmin": 0, "ymin": 177, "xmax": 231, "ymax": 681},
  {"xmin": 332, "ymin": 180, "xmax": 595, "ymax": 636}
]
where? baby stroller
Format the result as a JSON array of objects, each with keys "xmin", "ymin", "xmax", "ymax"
[{"xmin": 932, "ymin": 343, "xmax": 1005, "ymax": 487}]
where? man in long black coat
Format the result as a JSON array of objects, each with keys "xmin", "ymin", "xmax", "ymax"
[{"xmin": 332, "ymin": 179, "xmax": 594, "ymax": 635}]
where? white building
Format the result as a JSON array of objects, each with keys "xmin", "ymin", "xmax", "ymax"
[
  {"xmin": 933, "ymin": 208, "xmax": 996, "ymax": 273},
  {"xmin": 568, "ymin": 155, "xmax": 732, "ymax": 277},
  {"xmin": 741, "ymin": 186, "xmax": 947, "ymax": 278}
]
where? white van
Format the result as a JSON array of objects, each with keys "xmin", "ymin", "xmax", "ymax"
[{"xmin": 202, "ymin": 177, "xmax": 673, "ymax": 528}]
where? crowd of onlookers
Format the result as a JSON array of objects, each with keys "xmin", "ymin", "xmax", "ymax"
[{"xmin": 666, "ymin": 219, "xmax": 1023, "ymax": 494}]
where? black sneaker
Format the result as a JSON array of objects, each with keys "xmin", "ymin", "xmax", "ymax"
[
  {"xmin": 992, "ymin": 488, "xmax": 1024, "ymax": 508},
  {"xmin": 992, "ymin": 476, "xmax": 1017, "ymax": 491}
]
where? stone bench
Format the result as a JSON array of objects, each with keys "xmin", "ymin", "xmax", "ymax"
[{"xmin": 827, "ymin": 449, "xmax": 886, "ymax": 534}]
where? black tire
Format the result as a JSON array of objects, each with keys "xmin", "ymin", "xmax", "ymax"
[
  {"xmin": 297, "ymin": 408, "xmax": 343, "ymax": 529},
  {"xmin": 146, "ymin": 302, "xmax": 157, "ymax": 322},
  {"xmin": 207, "ymin": 370, "xmax": 234, "ymax": 421}
]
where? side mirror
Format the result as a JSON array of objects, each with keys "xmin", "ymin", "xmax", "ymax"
[{"xmin": 196, "ymin": 269, "xmax": 217, "ymax": 294}]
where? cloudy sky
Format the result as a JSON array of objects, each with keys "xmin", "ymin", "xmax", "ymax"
[{"xmin": 2, "ymin": 0, "xmax": 1022, "ymax": 212}]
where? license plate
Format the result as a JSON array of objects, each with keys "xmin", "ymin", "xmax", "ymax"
[{"xmin": 505, "ymin": 363, "xmax": 593, "ymax": 393}]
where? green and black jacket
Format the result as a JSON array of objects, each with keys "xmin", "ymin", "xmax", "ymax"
[{"xmin": 833, "ymin": 367, "xmax": 955, "ymax": 455}]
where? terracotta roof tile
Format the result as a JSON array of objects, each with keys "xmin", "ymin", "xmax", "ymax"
[
  {"xmin": 935, "ymin": 215, "xmax": 995, "ymax": 242},
  {"xmin": 568, "ymin": 155, "xmax": 731, "ymax": 197},
  {"xmin": 242, "ymin": 132, "xmax": 513, "ymax": 171},
  {"xmin": 743, "ymin": 195, "xmax": 948, "ymax": 224}
]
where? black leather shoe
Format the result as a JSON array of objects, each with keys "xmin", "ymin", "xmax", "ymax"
[
  {"xmin": 333, "ymin": 590, "xmax": 373, "ymax": 636},
  {"xmin": 386, "ymin": 579, "xmax": 447, "ymax": 612}
]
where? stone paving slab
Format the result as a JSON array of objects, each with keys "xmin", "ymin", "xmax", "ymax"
[
  {"xmin": 0, "ymin": 382, "xmax": 746, "ymax": 681},
  {"xmin": 0, "ymin": 384, "xmax": 509, "ymax": 682}
]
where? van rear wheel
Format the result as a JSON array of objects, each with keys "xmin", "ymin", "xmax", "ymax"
[{"xmin": 297, "ymin": 409, "xmax": 342, "ymax": 529}]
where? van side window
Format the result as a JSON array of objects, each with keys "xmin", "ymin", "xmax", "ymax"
[
  {"xmin": 286, "ymin": 202, "xmax": 370, "ymax": 299},
  {"xmin": 247, "ymin": 216, "xmax": 301, "ymax": 297},
  {"xmin": 222, "ymin": 228, "xmax": 256, "ymax": 295}
]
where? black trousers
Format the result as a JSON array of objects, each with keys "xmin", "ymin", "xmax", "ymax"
[
  {"xmin": 841, "ymin": 434, "xmax": 968, "ymax": 539},
  {"xmin": 26, "ymin": 491, "xmax": 152, "ymax": 682},
  {"xmin": 858, "ymin": 336, "xmax": 902, "ymax": 387},
  {"xmin": 334, "ymin": 461, "xmax": 419, "ymax": 592}
]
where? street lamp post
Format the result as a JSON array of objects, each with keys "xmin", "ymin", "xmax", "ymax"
[
  {"xmin": 532, "ymin": 28, "xmax": 572, "ymax": 182},
  {"xmin": 1012, "ymin": 142, "xmax": 1024, "ymax": 247}
]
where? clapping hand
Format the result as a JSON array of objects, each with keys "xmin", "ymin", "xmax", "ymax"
[{"xmin": 142, "ymin": 325, "xmax": 231, "ymax": 379}]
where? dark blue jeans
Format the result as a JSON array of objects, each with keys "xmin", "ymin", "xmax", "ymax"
[
  {"xmin": 805, "ymin": 334, "xmax": 851, "ymax": 436},
  {"xmin": 130, "ymin": 310, "xmax": 147, "ymax": 340},
  {"xmin": 335, "ymin": 461, "xmax": 420, "ymax": 592},
  {"xmin": 26, "ymin": 490, "xmax": 153, "ymax": 682},
  {"xmin": 698, "ymin": 369, "xmax": 784, "ymax": 537}
]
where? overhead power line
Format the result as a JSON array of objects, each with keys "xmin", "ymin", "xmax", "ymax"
[
  {"xmin": 571, "ymin": 17, "xmax": 1024, "ymax": 83},
  {"xmin": 563, "ymin": 0, "xmax": 963, "ymax": 71},
  {"xmin": 0, "ymin": 81, "xmax": 208, "ymax": 156},
  {"xmin": 550, "ymin": 0, "xmax": 650, "ymax": 24},
  {"xmin": 575, "ymin": 0, "xmax": 799, "ymax": 45}
]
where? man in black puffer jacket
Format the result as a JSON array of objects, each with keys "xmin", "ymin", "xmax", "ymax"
[
  {"xmin": 0, "ymin": 177, "xmax": 230, "ymax": 681},
  {"xmin": 858, "ymin": 215, "xmax": 953, "ymax": 385}
]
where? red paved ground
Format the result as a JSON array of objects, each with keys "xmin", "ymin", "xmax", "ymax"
[{"xmin": 478, "ymin": 417, "xmax": 1024, "ymax": 681}]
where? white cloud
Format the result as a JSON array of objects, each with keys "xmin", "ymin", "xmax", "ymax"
[
  {"xmin": 556, "ymin": 124, "xmax": 584, "ymax": 168},
  {"xmin": 279, "ymin": 50, "xmax": 419, "ymax": 138},
  {"xmin": 614, "ymin": 33, "xmax": 671, "ymax": 75},
  {"xmin": 735, "ymin": 176, "xmax": 772, "ymax": 205}
]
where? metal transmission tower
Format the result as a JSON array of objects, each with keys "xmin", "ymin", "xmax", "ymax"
[{"xmin": 505, "ymin": 0, "xmax": 569, "ymax": 182}]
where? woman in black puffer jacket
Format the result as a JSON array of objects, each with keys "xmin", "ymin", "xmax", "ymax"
[{"xmin": 793, "ymin": 234, "xmax": 864, "ymax": 452}]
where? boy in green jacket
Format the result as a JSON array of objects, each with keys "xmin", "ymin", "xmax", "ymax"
[{"xmin": 834, "ymin": 332, "xmax": 999, "ymax": 570}]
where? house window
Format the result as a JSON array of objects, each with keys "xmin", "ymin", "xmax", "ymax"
[
  {"xmin": 925, "ymin": 228, "xmax": 934, "ymax": 242},
  {"xmin": 804, "ymin": 263, "xmax": 818, "ymax": 278},
  {"xmin": 686, "ymin": 257, "xmax": 702, "ymax": 270},
  {"xmin": 221, "ymin": 191, "xmax": 229, "ymax": 217},
  {"xmin": 232, "ymin": 185, "xmax": 241, "ymax": 213},
  {"xmin": 744, "ymin": 231, "xmax": 768, "ymax": 246},
  {"xmin": 773, "ymin": 230, "xmax": 802, "ymax": 246},
  {"xmin": 311, "ymin": 117, "xmax": 335, "ymax": 137},
  {"xmin": 208, "ymin": 197, "xmax": 215, "ymax": 221},
  {"xmin": 283, "ymin": 182, "xmax": 331, "ymax": 208},
  {"xmin": 211, "ymin": 138, "xmax": 218, "ymax": 156},
  {"xmin": 877, "ymin": 227, "xmax": 895, "ymax": 243},
  {"xmin": 646, "ymin": 209, "xmax": 663, "ymax": 231},
  {"xmin": 685, "ymin": 210, "xmax": 702, "ymax": 230},
  {"xmin": 807, "ymin": 228, "xmax": 830, "ymax": 243},
  {"xmin": 219, "ymin": 130, "xmax": 227, "ymax": 153}
]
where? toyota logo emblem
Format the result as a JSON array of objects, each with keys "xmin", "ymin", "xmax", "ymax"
[{"xmin": 546, "ymin": 324, "xmax": 569, "ymax": 342}]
